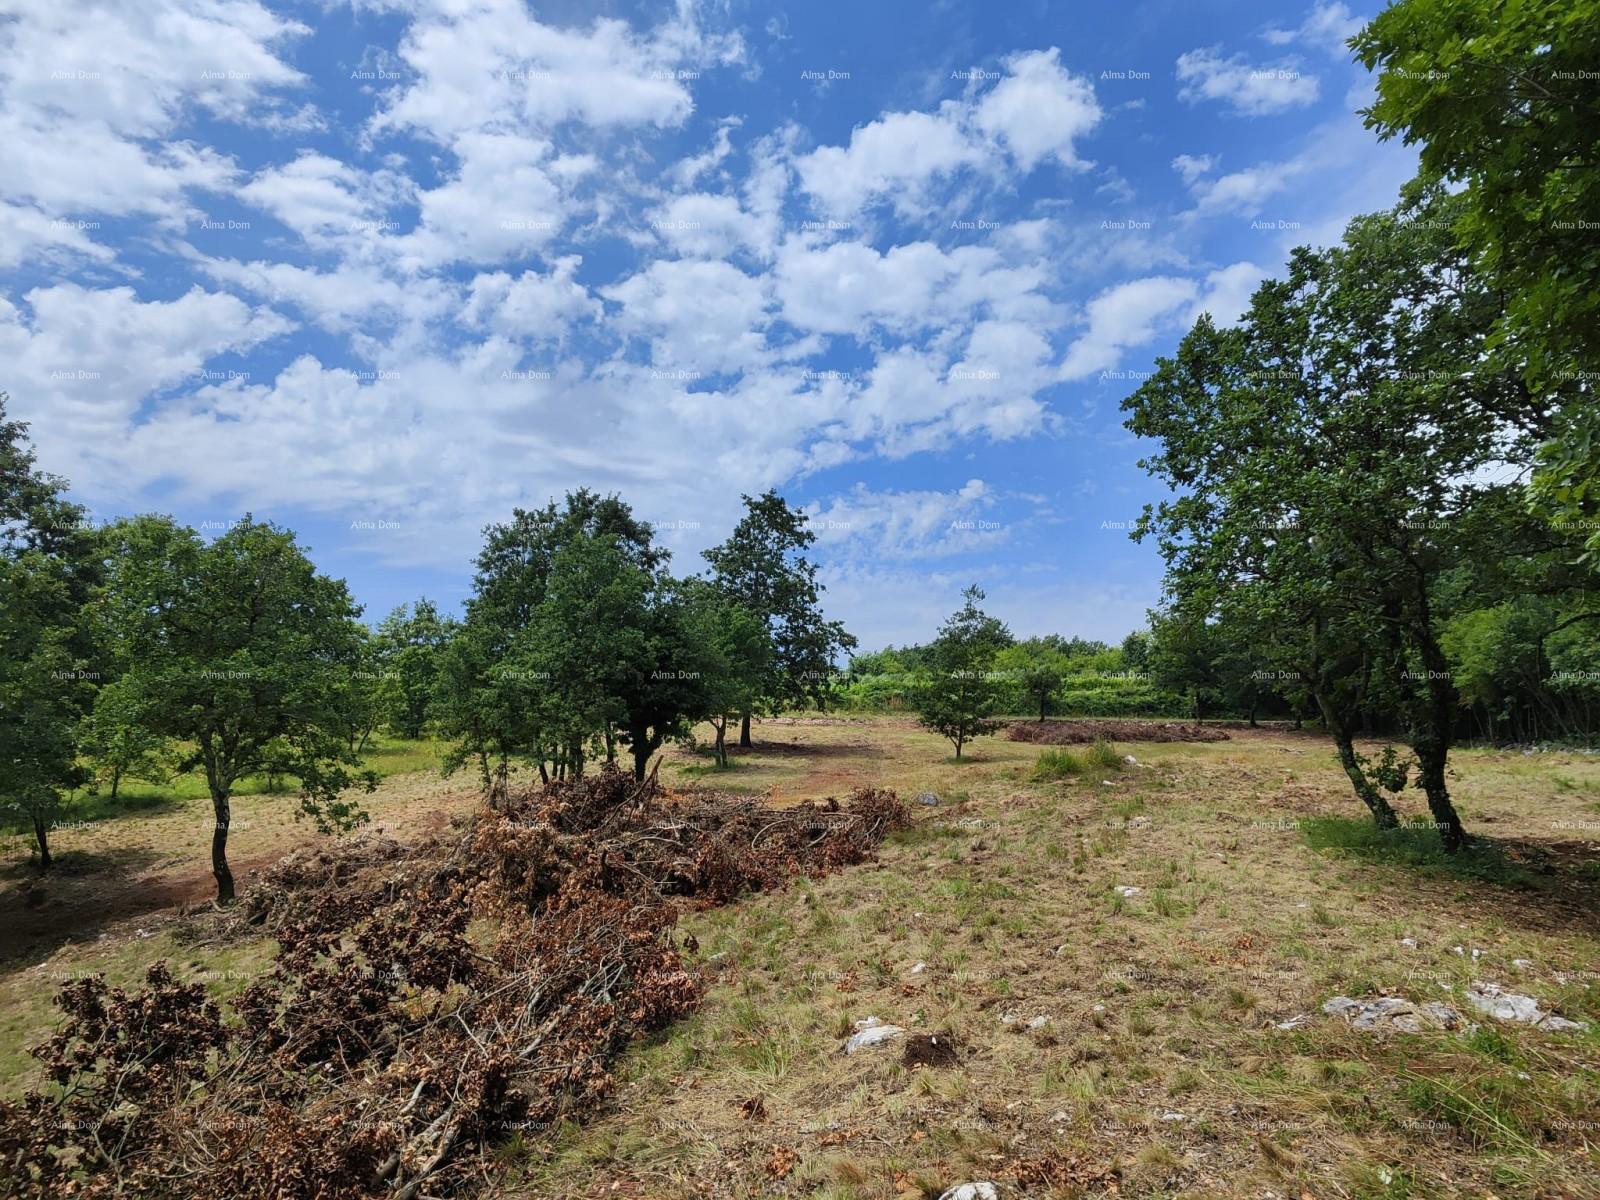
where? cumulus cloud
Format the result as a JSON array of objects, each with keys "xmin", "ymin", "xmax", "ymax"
[
  {"xmin": 795, "ymin": 48, "xmax": 1100, "ymax": 216},
  {"xmin": 1176, "ymin": 48, "xmax": 1319, "ymax": 116},
  {"xmin": 1058, "ymin": 276, "xmax": 1199, "ymax": 381}
]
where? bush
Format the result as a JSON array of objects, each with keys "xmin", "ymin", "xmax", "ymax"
[
  {"xmin": 1032, "ymin": 748, "xmax": 1085, "ymax": 780},
  {"xmin": 1085, "ymin": 737, "xmax": 1123, "ymax": 771}
]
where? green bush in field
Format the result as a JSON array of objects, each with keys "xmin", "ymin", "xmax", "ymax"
[
  {"xmin": 1032, "ymin": 748, "xmax": 1084, "ymax": 780},
  {"xmin": 1085, "ymin": 737, "xmax": 1123, "ymax": 771}
]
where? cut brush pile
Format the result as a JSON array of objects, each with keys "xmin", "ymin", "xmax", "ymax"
[{"xmin": 0, "ymin": 769, "xmax": 909, "ymax": 1199}]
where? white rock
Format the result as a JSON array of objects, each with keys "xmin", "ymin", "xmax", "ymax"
[
  {"xmin": 1000, "ymin": 1011, "xmax": 1021, "ymax": 1025},
  {"xmin": 1160, "ymin": 1111, "xmax": 1186, "ymax": 1122},
  {"xmin": 1512, "ymin": 958, "xmax": 1533, "ymax": 970},
  {"xmin": 1049, "ymin": 1110, "xmax": 1070, "ymax": 1122},
  {"xmin": 1322, "ymin": 995, "xmax": 1471, "ymax": 1033},
  {"xmin": 1101, "ymin": 780, "xmax": 1115, "ymax": 786},
  {"xmin": 910, "ymin": 961, "xmax": 928, "ymax": 975},
  {"xmin": 1400, "ymin": 937, "xmax": 1417, "ymax": 948},
  {"xmin": 1127, "ymin": 815, "xmax": 1152, "ymax": 829},
  {"xmin": 1124, "ymin": 755, "xmax": 1139, "ymax": 765},
  {"xmin": 1027, "ymin": 1015, "xmax": 1050, "ymax": 1030},
  {"xmin": 844, "ymin": 1021, "xmax": 907, "ymax": 1054},
  {"xmin": 1463, "ymin": 982, "xmax": 1585, "ymax": 1032},
  {"xmin": 1116, "ymin": 886, "xmax": 1141, "ymax": 897},
  {"xmin": 1274, "ymin": 1013, "xmax": 1311, "ymax": 1031},
  {"xmin": 938, "ymin": 1185, "xmax": 999, "ymax": 1200},
  {"xmin": 1471, "ymin": 948, "xmax": 1484, "ymax": 960},
  {"xmin": 1453, "ymin": 945, "xmax": 1466, "ymax": 956}
]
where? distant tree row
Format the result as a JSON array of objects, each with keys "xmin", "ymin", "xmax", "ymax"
[{"xmin": 0, "ymin": 409, "xmax": 852, "ymax": 900}]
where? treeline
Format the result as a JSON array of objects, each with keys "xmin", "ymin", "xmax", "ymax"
[
  {"xmin": 0, "ymin": 408, "xmax": 851, "ymax": 899},
  {"xmin": 840, "ymin": 632, "xmax": 1189, "ymax": 719},
  {"xmin": 1118, "ymin": 0, "xmax": 1600, "ymax": 851}
]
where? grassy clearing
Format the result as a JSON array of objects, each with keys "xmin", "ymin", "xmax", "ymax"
[{"xmin": 4, "ymin": 721, "xmax": 1600, "ymax": 1196}]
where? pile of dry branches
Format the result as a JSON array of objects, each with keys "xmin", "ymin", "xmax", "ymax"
[{"xmin": 0, "ymin": 770, "xmax": 909, "ymax": 1199}]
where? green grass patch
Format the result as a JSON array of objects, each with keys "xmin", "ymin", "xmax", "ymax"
[
  {"xmin": 1299, "ymin": 816, "xmax": 1541, "ymax": 887},
  {"xmin": 1032, "ymin": 748, "xmax": 1085, "ymax": 780}
]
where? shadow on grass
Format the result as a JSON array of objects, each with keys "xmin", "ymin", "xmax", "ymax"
[
  {"xmin": 1300, "ymin": 816, "xmax": 1544, "ymax": 888},
  {"xmin": 0, "ymin": 845, "xmax": 173, "ymax": 968}
]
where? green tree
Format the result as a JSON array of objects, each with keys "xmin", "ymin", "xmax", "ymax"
[
  {"xmin": 78, "ymin": 676, "xmax": 175, "ymax": 802},
  {"xmin": 1355, "ymin": 0, "xmax": 1598, "ymax": 555},
  {"xmin": 1125, "ymin": 189, "xmax": 1536, "ymax": 849},
  {"xmin": 681, "ymin": 578, "xmax": 771, "ymax": 766},
  {"xmin": 0, "ymin": 396, "xmax": 101, "ymax": 868},
  {"xmin": 916, "ymin": 585, "xmax": 1013, "ymax": 758},
  {"xmin": 703, "ymin": 491, "xmax": 855, "ymax": 746},
  {"xmin": 373, "ymin": 598, "xmax": 452, "ymax": 740},
  {"xmin": 103, "ymin": 515, "xmax": 377, "ymax": 901}
]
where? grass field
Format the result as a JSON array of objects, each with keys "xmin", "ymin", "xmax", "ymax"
[{"xmin": 4, "ymin": 718, "xmax": 1600, "ymax": 1197}]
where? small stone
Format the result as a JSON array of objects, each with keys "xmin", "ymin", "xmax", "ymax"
[
  {"xmin": 916, "ymin": 791, "xmax": 941, "ymax": 807},
  {"xmin": 1127, "ymin": 815, "xmax": 1152, "ymax": 829},
  {"xmin": 938, "ymin": 1185, "xmax": 999, "ymax": 1200},
  {"xmin": 1399, "ymin": 937, "xmax": 1417, "ymax": 948},
  {"xmin": 1116, "ymin": 886, "xmax": 1141, "ymax": 898},
  {"xmin": 1124, "ymin": 755, "xmax": 1139, "ymax": 765},
  {"xmin": 1101, "ymin": 780, "xmax": 1115, "ymax": 786},
  {"xmin": 1049, "ymin": 1110, "xmax": 1069, "ymax": 1122},
  {"xmin": 1511, "ymin": 958, "xmax": 1533, "ymax": 970},
  {"xmin": 844, "ymin": 1020, "xmax": 907, "ymax": 1054},
  {"xmin": 1160, "ymin": 1111, "xmax": 1185, "ymax": 1121},
  {"xmin": 909, "ymin": 961, "xmax": 928, "ymax": 975},
  {"xmin": 1274, "ymin": 1013, "xmax": 1311, "ymax": 1031},
  {"xmin": 1453, "ymin": 945, "xmax": 1466, "ymax": 956},
  {"xmin": 1027, "ymin": 1015, "xmax": 1050, "ymax": 1030}
]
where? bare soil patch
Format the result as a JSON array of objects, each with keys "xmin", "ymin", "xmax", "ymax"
[{"xmin": 1006, "ymin": 717, "xmax": 1231, "ymax": 744}]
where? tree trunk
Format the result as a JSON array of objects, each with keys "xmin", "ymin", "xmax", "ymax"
[
  {"xmin": 604, "ymin": 724, "xmax": 616, "ymax": 764},
  {"xmin": 110, "ymin": 766, "xmax": 122, "ymax": 803},
  {"xmin": 33, "ymin": 815, "xmax": 52, "ymax": 869},
  {"xmin": 211, "ymin": 792, "xmax": 235, "ymax": 903},
  {"xmin": 632, "ymin": 740, "xmax": 651, "ymax": 781},
  {"xmin": 1413, "ymin": 632, "xmax": 1469, "ymax": 851},
  {"xmin": 714, "ymin": 718, "xmax": 727, "ymax": 767},
  {"xmin": 1318, "ymin": 694, "xmax": 1399, "ymax": 829},
  {"xmin": 1248, "ymin": 699, "xmax": 1258, "ymax": 729},
  {"xmin": 1038, "ymin": 695, "xmax": 1047, "ymax": 722},
  {"xmin": 738, "ymin": 712, "xmax": 752, "ymax": 748}
]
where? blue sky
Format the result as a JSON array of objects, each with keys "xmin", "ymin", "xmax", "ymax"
[{"xmin": 1, "ymin": 0, "xmax": 1416, "ymax": 651}]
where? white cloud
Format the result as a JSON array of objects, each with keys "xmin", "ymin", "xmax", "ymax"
[
  {"xmin": 1058, "ymin": 276, "xmax": 1199, "ymax": 381},
  {"xmin": 1176, "ymin": 48, "xmax": 1319, "ymax": 116},
  {"xmin": 1265, "ymin": 3, "xmax": 1365, "ymax": 56},
  {"xmin": 0, "ymin": 283, "xmax": 289, "ymax": 481},
  {"xmin": 795, "ymin": 48, "xmax": 1100, "ymax": 216},
  {"xmin": 649, "ymin": 192, "xmax": 774, "ymax": 260},
  {"xmin": 973, "ymin": 48, "xmax": 1101, "ymax": 171},
  {"xmin": 462, "ymin": 257, "xmax": 601, "ymax": 343},
  {"xmin": 0, "ymin": 0, "xmax": 309, "ymax": 235},
  {"xmin": 1171, "ymin": 153, "xmax": 1217, "ymax": 183},
  {"xmin": 807, "ymin": 480, "xmax": 1000, "ymax": 562},
  {"xmin": 1188, "ymin": 262, "xmax": 1268, "ymax": 326}
]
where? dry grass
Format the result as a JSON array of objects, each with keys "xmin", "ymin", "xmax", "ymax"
[{"xmin": 5, "ymin": 721, "xmax": 1600, "ymax": 1198}]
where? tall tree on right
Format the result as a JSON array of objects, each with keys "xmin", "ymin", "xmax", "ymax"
[
  {"xmin": 1354, "ymin": 0, "xmax": 1598, "ymax": 557},
  {"xmin": 703, "ymin": 491, "xmax": 855, "ymax": 747},
  {"xmin": 1124, "ymin": 188, "xmax": 1541, "ymax": 850}
]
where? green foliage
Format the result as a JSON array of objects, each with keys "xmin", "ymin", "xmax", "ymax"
[
  {"xmin": 77, "ymin": 676, "xmax": 177, "ymax": 801},
  {"xmin": 1084, "ymin": 737, "xmax": 1123, "ymax": 771},
  {"xmin": 372, "ymin": 598, "xmax": 452, "ymax": 739},
  {"xmin": 1299, "ymin": 816, "xmax": 1538, "ymax": 888},
  {"xmin": 1032, "ymin": 747, "xmax": 1085, "ymax": 780},
  {"xmin": 1355, "ymin": 0, "xmax": 1600, "ymax": 557},
  {"xmin": 1122, "ymin": 185, "xmax": 1565, "ymax": 844},
  {"xmin": 914, "ymin": 585, "xmax": 1012, "ymax": 758},
  {"xmin": 0, "ymin": 395, "xmax": 102, "ymax": 866},
  {"xmin": 100, "ymin": 513, "xmax": 378, "ymax": 899},
  {"xmin": 702, "ymin": 490, "xmax": 855, "ymax": 720}
]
